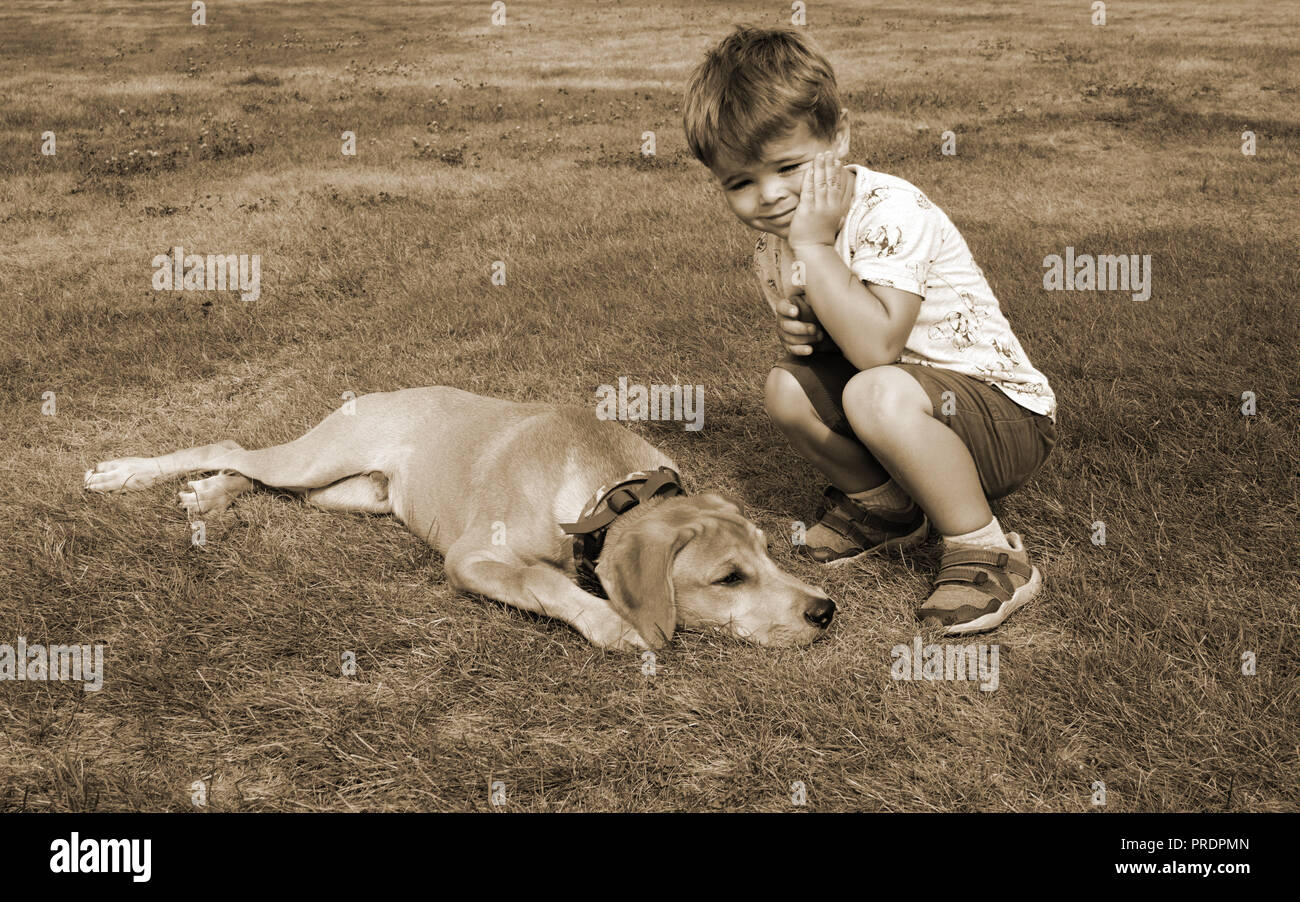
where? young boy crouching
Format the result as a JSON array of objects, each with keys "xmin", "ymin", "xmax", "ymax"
[{"xmin": 682, "ymin": 26, "xmax": 1057, "ymax": 634}]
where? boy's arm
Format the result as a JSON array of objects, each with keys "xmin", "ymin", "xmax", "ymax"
[
  {"xmin": 786, "ymin": 153, "xmax": 927, "ymax": 370},
  {"xmin": 792, "ymin": 244, "xmax": 920, "ymax": 370}
]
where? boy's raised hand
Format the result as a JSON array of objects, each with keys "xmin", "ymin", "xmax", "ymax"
[
  {"xmin": 776, "ymin": 292, "xmax": 824, "ymax": 356},
  {"xmin": 787, "ymin": 151, "xmax": 853, "ymax": 251}
]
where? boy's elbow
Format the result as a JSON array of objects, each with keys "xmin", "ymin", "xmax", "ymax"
[{"xmin": 840, "ymin": 335, "xmax": 904, "ymax": 371}]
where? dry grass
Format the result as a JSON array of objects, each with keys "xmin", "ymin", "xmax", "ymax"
[{"xmin": 0, "ymin": 0, "xmax": 1297, "ymax": 811}]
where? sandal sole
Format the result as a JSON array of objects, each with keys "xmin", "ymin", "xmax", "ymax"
[
  {"xmin": 941, "ymin": 565, "xmax": 1041, "ymax": 635},
  {"xmin": 815, "ymin": 516, "xmax": 930, "ymax": 568}
]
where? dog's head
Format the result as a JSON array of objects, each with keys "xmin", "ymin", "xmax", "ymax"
[{"xmin": 596, "ymin": 493, "xmax": 835, "ymax": 648}]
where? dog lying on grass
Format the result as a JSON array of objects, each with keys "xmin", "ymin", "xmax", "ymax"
[{"xmin": 85, "ymin": 386, "xmax": 836, "ymax": 650}]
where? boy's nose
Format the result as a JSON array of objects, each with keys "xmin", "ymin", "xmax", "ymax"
[{"xmin": 759, "ymin": 181, "xmax": 792, "ymax": 206}]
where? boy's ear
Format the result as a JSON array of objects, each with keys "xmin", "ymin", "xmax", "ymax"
[{"xmin": 834, "ymin": 111, "xmax": 851, "ymax": 159}]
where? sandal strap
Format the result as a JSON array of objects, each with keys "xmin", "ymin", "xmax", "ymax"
[
  {"xmin": 813, "ymin": 486, "xmax": 842, "ymax": 521},
  {"xmin": 933, "ymin": 565, "xmax": 1014, "ymax": 602},
  {"xmin": 815, "ymin": 487, "xmax": 911, "ymax": 547},
  {"xmin": 940, "ymin": 547, "xmax": 1033, "ymax": 580}
]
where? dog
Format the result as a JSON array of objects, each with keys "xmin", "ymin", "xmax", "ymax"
[{"xmin": 84, "ymin": 386, "xmax": 836, "ymax": 650}]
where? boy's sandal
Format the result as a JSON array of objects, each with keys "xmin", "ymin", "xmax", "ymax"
[
  {"xmin": 799, "ymin": 486, "xmax": 928, "ymax": 565},
  {"xmin": 918, "ymin": 541, "xmax": 1041, "ymax": 635}
]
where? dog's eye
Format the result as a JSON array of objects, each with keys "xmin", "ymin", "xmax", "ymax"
[{"xmin": 715, "ymin": 569, "xmax": 745, "ymax": 585}]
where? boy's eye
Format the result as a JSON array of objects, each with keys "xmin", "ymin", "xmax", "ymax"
[{"xmin": 726, "ymin": 163, "xmax": 805, "ymax": 191}]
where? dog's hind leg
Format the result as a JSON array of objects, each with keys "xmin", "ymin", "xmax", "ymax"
[
  {"xmin": 303, "ymin": 472, "xmax": 393, "ymax": 515},
  {"xmin": 86, "ymin": 399, "xmax": 401, "ymax": 496},
  {"xmin": 85, "ymin": 439, "xmax": 247, "ymax": 493},
  {"xmin": 177, "ymin": 470, "xmax": 255, "ymax": 516}
]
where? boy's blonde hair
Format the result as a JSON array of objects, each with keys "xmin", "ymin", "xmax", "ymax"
[{"xmin": 682, "ymin": 25, "xmax": 842, "ymax": 170}]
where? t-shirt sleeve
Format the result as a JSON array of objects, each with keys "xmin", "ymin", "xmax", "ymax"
[
  {"xmin": 751, "ymin": 235, "xmax": 785, "ymax": 317},
  {"xmin": 849, "ymin": 190, "xmax": 944, "ymax": 297}
]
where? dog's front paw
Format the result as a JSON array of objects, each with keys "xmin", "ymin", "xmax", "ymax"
[{"xmin": 580, "ymin": 611, "xmax": 649, "ymax": 652}]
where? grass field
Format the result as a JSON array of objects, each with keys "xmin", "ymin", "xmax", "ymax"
[{"xmin": 1, "ymin": 0, "xmax": 1297, "ymax": 811}]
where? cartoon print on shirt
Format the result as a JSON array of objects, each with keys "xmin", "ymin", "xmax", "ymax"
[
  {"xmin": 928, "ymin": 290, "xmax": 989, "ymax": 351},
  {"xmin": 859, "ymin": 224, "xmax": 903, "ymax": 258},
  {"xmin": 930, "ymin": 310, "xmax": 980, "ymax": 350},
  {"xmin": 906, "ymin": 259, "xmax": 930, "ymax": 287},
  {"xmin": 859, "ymin": 186, "xmax": 890, "ymax": 215},
  {"xmin": 974, "ymin": 337, "xmax": 1045, "ymax": 397},
  {"xmin": 991, "ymin": 336, "xmax": 1021, "ymax": 369},
  {"xmin": 978, "ymin": 367, "xmax": 1047, "ymax": 398},
  {"xmin": 974, "ymin": 337, "xmax": 1017, "ymax": 380}
]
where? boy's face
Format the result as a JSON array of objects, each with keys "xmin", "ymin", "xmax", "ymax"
[{"xmin": 709, "ymin": 114, "xmax": 851, "ymax": 239}]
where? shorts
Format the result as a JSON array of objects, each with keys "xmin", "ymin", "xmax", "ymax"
[{"xmin": 774, "ymin": 352, "xmax": 1057, "ymax": 499}]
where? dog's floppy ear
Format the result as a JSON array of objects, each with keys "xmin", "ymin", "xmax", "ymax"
[{"xmin": 596, "ymin": 513, "xmax": 697, "ymax": 649}]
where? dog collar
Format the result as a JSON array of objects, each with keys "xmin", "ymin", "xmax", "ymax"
[{"xmin": 559, "ymin": 466, "xmax": 686, "ymax": 597}]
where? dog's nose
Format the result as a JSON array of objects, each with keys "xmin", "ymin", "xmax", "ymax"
[{"xmin": 804, "ymin": 597, "xmax": 836, "ymax": 628}]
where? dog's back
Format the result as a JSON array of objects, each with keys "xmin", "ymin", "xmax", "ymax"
[{"xmin": 373, "ymin": 388, "xmax": 671, "ymax": 559}]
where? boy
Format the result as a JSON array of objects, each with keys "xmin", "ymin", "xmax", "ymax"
[{"xmin": 682, "ymin": 26, "xmax": 1057, "ymax": 634}]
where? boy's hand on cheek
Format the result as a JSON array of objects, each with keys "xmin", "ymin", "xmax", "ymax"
[{"xmin": 787, "ymin": 152, "xmax": 853, "ymax": 252}]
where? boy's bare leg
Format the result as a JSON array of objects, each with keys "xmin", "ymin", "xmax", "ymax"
[
  {"xmin": 764, "ymin": 367, "xmax": 889, "ymax": 490},
  {"xmin": 841, "ymin": 365, "xmax": 1041, "ymax": 634},
  {"xmin": 764, "ymin": 367, "xmax": 932, "ymax": 560},
  {"xmin": 840, "ymin": 366, "xmax": 991, "ymax": 536}
]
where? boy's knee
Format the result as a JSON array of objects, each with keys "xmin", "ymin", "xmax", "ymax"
[
  {"xmin": 842, "ymin": 366, "xmax": 928, "ymax": 432},
  {"xmin": 764, "ymin": 366, "xmax": 817, "ymax": 431}
]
